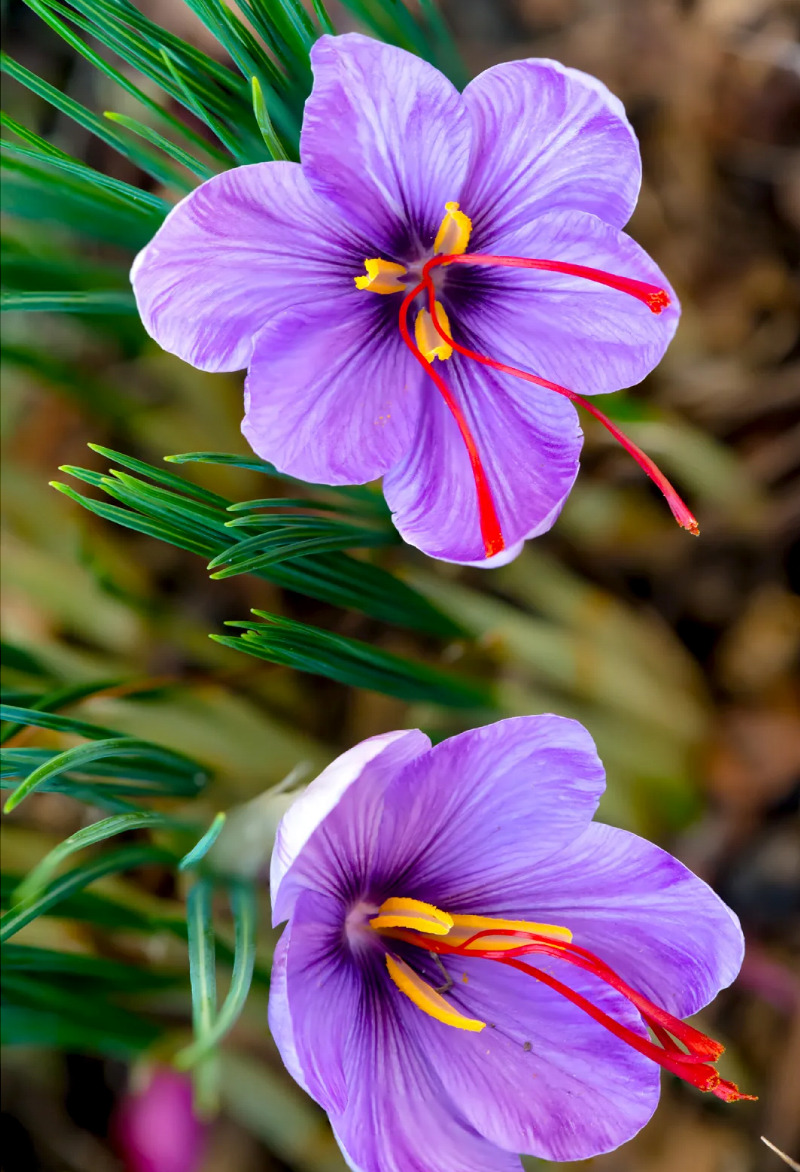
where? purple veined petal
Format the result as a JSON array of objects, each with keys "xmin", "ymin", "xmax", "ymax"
[
  {"xmin": 273, "ymin": 892, "xmax": 521, "ymax": 1172},
  {"xmin": 242, "ymin": 296, "xmax": 424, "ymax": 484},
  {"xmin": 382, "ymin": 346, "xmax": 582, "ymax": 564},
  {"xmin": 406, "ymin": 951, "xmax": 659, "ymax": 1163},
  {"xmin": 461, "ymin": 57, "xmax": 641, "ymax": 245},
  {"xmin": 301, "ymin": 34, "xmax": 471, "ymax": 257},
  {"xmin": 267, "ymin": 923, "xmax": 312, "ymax": 1098},
  {"xmin": 271, "ymin": 730, "xmax": 430, "ymax": 925},
  {"xmin": 373, "ymin": 716, "xmax": 606, "ymax": 906},
  {"xmin": 455, "ymin": 208, "xmax": 680, "ymax": 398},
  {"xmin": 130, "ymin": 161, "xmax": 369, "ymax": 373},
  {"xmin": 469, "ymin": 820, "xmax": 744, "ymax": 1019}
]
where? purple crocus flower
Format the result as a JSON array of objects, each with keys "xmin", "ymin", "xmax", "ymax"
[
  {"xmin": 268, "ymin": 717, "xmax": 752, "ymax": 1170},
  {"xmin": 132, "ymin": 34, "xmax": 694, "ymax": 565}
]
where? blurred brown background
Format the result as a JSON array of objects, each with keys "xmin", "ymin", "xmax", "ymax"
[{"xmin": 2, "ymin": 0, "xmax": 799, "ymax": 1170}]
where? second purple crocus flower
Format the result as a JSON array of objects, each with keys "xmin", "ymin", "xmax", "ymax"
[
  {"xmin": 132, "ymin": 34, "xmax": 690, "ymax": 565},
  {"xmin": 268, "ymin": 717, "xmax": 751, "ymax": 1171}
]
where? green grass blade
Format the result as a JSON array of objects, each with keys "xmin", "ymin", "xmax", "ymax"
[
  {"xmin": 1, "ymin": 138, "xmax": 170, "ymax": 213},
  {"xmin": 251, "ymin": 76, "xmax": 289, "ymax": 160},
  {"xmin": 179, "ymin": 812, "xmax": 227, "ymax": 871},
  {"xmin": 175, "ymin": 881, "xmax": 256, "ymax": 1067},
  {"xmin": 104, "ymin": 111, "xmax": 216, "ymax": 180},
  {"xmin": 0, "ymin": 702, "xmax": 125, "ymax": 740},
  {"xmin": 1, "ymin": 290, "xmax": 138, "ymax": 314},
  {"xmin": 186, "ymin": 876, "xmax": 219, "ymax": 1113},
  {"xmin": 0, "ymin": 844, "xmax": 176, "ymax": 941},
  {"xmin": 11, "ymin": 812, "xmax": 173, "ymax": 906}
]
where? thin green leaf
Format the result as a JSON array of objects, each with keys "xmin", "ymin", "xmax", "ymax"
[
  {"xmin": 1, "ymin": 290, "xmax": 138, "ymax": 314},
  {"xmin": 1, "ymin": 977, "xmax": 160, "ymax": 1053},
  {"xmin": 0, "ymin": 702, "xmax": 125, "ymax": 740},
  {"xmin": 251, "ymin": 76, "xmax": 289, "ymax": 160},
  {"xmin": 3, "ymin": 737, "xmax": 205, "ymax": 813},
  {"xmin": 176, "ymin": 881, "xmax": 256, "ymax": 1066},
  {"xmin": 186, "ymin": 876, "xmax": 219, "ymax": 1113},
  {"xmin": 179, "ymin": 812, "xmax": 227, "ymax": 871},
  {"xmin": 311, "ymin": 0, "xmax": 336, "ymax": 35},
  {"xmin": 104, "ymin": 110, "xmax": 215, "ymax": 179},
  {"xmin": 11, "ymin": 812, "xmax": 173, "ymax": 906},
  {"xmin": 0, "ymin": 844, "xmax": 176, "ymax": 941}
]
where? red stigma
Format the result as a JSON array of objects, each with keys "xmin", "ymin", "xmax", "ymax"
[
  {"xmin": 399, "ymin": 281, "xmax": 505, "ymax": 559},
  {"xmin": 392, "ymin": 924, "xmax": 755, "ymax": 1103},
  {"xmin": 419, "ymin": 257, "xmax": 698, "ymax": 537}
]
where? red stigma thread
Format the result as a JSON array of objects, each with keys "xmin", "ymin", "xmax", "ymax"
[
  {"xmin": 399, "ymin": 281, "xmax": 505, "ymax": 558},
  {"xmin": 421, "ymin": 257, "xmax": 699, "ymax": 536},
  {"xmin": 392, "ymin": 925, "xmax": 754, "ymax": 1103},
  {"xmin": 430, "ymin": 253, "xmax": 673, "ymax": 315}
]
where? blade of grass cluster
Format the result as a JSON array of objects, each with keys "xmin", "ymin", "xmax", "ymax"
[
  {"xmin": 216, "ymin": 613, "xmax": 491, "ymax": 707},
  {"xmin": 1, "ymin": 137, "xmax": 170, "ymax": 214},
  {"xmin": 22, "ymin": 0, "xmax": 230, "ymax": 162},
  {"xmin": 1, "ymin": 53, "xmax": 194, "ymax": 191},
  {"xmin": 176, "ymin": 881, "xmax": 256, "ymax": 1068},
  {"xmin": 53, "ymin": 451, "xmax": 460, "ymax": 636},
  {"xmin": 11, "ymin": 812, "xmax": 174, "ymax": 907},
  {"xmin": 3, "ymin": 738, "xmax": 205, "ymax": 812},
  {"xmin": 0, "ymin": 843, "xmax": 176, "ymax": 941}
]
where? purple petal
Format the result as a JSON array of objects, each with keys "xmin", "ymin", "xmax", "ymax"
[
  {"xmin": 408, "ymin": 953, "xmax": 659, "ymax": 1162},
  {"xmin": 271, "ymin": 891, "xmax": 521, "ymax": 1172},
  {"xmin": 375, "ymin": 716, "xmax": 606, "ymax": 905},
  {"xmin": 382, "ymin": 353, "xmax": 582, "ymax": 563},
  {"xmin": 461, "ymin": 57, "xmax": 641, "ymax": 244},
  {"xmin": 457, "ymin": 209, "xmax": 680, "ymax": 398},
  {"xmin": 131, "ymin": 161, "xmax": 367, "ymax": 372},
  {"xmin": 242, "ymin": 297, "xmax": 423, "ymax": 484},
  {"xmin": 472, "ymin": 821, "xmax": 744, "ymax": 1018},
  {"xmin": 271, "ymin": 730, "xmax": 430, "ymax": 925},
  {"xmin": 301, "ymin": 35, "xmax": 471, "ymax": 256}
]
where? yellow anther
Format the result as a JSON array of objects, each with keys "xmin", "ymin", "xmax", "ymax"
[
  {"xmin": 434, "ymin": 201, "xmax": 472, "ymax": 258},
  {"xmin": 415, "ymin": 301, "xmax": 453, "ymax": 362},
  {"xmin": 448, "ymin": 914, "xmax": 572, "ymax": 951},
  {"xmin": 370, "ymin": 896, "xmax": 454, "ymax": 936},
  {"xmin": 354, "ymin": 257, "xmax": 407, "ymax": 294},
  {"xmin": 385, "ymin": 954, "xmax": 485, "ymax": 1032}
]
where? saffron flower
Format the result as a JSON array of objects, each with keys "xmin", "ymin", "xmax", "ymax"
[
  {"xmin": 269, "ymin": 717, "xmax": 752, "ymax": 1169},
  {"xmin": 133, "ymin": 34, "xmax": 693, "ymax": 565}
]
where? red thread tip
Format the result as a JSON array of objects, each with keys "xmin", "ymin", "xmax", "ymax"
[{"xmin": 647, "ymin": 289, "xmax": 671, "ymax": 314}]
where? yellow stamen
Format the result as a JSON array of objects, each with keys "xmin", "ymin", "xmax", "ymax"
[
  {"xmin": 370, "ymin": 896, "xmax": 454, "ymax": 936},
  {"xmin": 433, "ymin": 201, "xmax": 472, "ymax": 257},
  {"xmin": 448, "ymin": 913, "xmax": 572, "ymax": 951},
  {"xmin": 415, "ymin": 301, "xmax": 453, "ymax": 362},
  {"xmin": 354, "ymin": 257, "xmax": 407, "ymax": 294},
  {"xmin": 385, "ymin": 953, "xmax": 485, "ymax": 1032}
]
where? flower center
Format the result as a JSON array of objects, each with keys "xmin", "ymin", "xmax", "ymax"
[
  {"xmin": 369, "ymin": 894, "xmax": 755, "ymax": 1104},
  {"xmin": 354, "ymin": 203, "xmax": 699, "ymax": 559}
]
